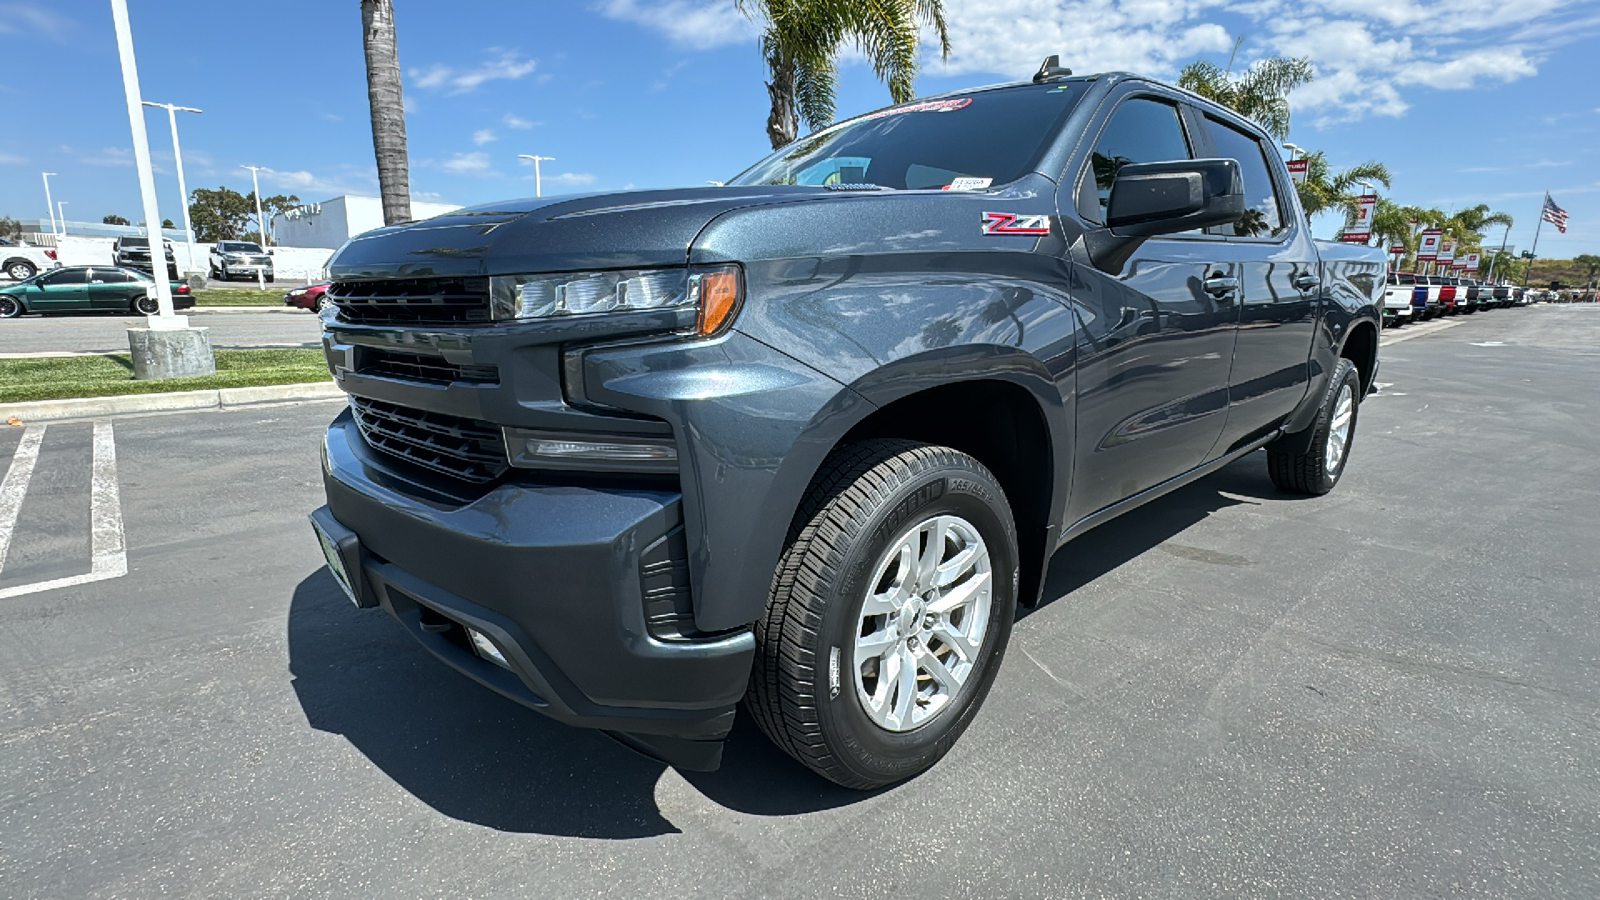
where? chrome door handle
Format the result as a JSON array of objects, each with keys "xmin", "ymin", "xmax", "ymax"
[
  {"xmin": 1203, "ymin": 275, "xmax": 1239, "ymax": 297},
  {"xmin": 1293, "ymin": 273, "xmax": 1319, "ymax": 291}
]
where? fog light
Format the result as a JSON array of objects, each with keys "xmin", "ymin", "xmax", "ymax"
[
  {"xmin": 467, "ymin": 628, "xmax": 511, "ymax": 670},
  {"xmin": 503, "ymin": 427, "xmax": 678, "ymax": 473}
]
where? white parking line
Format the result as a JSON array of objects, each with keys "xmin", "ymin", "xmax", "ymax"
[
  {"xmin": 1381, "ymin": 319, "xmax": 1460, "ymax": 346},
  {"xmin": 0, "ymin": 421, "xmax": 128, "ymax": 600},
  {"xmin": 0, "ymin": 425, "xmax": 47, "ymax": 570}
]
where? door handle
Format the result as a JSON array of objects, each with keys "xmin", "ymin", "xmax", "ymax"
[
  {"xmin": 1203, "ymin": 275, "xmax": 1239, "ymax": 298},
  {"xmin": 1293, "ymin": 273, "xmax": 1319, "ymax": 291}
]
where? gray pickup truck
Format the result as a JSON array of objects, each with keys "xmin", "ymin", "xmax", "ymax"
[{"xmin": 309, "ymin": 64, "xmax": 1384, "ymax": 789}]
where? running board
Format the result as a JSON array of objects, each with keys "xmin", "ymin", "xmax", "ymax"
[{"xmin": 1056, "ymin": 429, "xmax": 1283, "ymax": 548}]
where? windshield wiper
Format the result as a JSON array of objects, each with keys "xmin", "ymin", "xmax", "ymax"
[{"xmin": 823, "ymin": 183, "xmax": 891, "ymax": 192}]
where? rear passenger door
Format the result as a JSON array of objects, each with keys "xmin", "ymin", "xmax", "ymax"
[
  {"xmin": 1193, "ymin": 113, "xmax": 1321, "ymax": 450},
  {"xmin": 1061, "ymin": 91, "xmax": 1243, "ymax": 521},
  {"xmin": 86, "ymin": 268, "xmax": 138, "ymax": 311}
]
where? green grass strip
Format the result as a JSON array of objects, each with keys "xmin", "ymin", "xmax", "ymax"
[
  {"xmin": 1, "ymin": 348, "xmax": 330, "ymax": 404},
  {"xmin": 190, "ymin": 289, "xmax": 287, "ymax": 307}
]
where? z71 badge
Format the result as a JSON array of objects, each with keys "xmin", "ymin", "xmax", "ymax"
[{"xmin": 981, "ymin": 211, "xmax": 1051, "ymax": 236}]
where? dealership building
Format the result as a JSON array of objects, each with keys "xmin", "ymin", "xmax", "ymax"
[{"xmin": 269, "ymin": 195, "xmax": 463, "ymax": 248}]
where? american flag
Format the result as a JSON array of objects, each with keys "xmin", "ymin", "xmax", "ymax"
[{"xmin": 1542, "ymin": 194, "xmax": 1569, "ymax": 233}]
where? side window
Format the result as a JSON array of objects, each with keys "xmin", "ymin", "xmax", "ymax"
[
  {"xmin": 45, "ymin": 269, "xmax": 89, "ymax": 285},
  {"xmin": 1201, "ymin": 117, "xmax": 1286, "ymax": 238},
  {"xmin": 1079, "ymin": 97, "xmax": 1192, "ymax": 222}
]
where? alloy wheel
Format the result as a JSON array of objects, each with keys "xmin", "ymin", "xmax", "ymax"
[{"xmin": 1325, "ymin": 384, "xmax": 1355, "ymax": 474}]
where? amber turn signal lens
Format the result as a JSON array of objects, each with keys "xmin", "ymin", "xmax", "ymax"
[{"xmin": 695, "ymin": 266, "xmax": 742, "ymax": 335}]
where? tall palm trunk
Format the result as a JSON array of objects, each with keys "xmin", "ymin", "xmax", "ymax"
[
  {"xmin": 765, "ymin": 54, "xmax": 798, "ymax": 150},
  {"xmin": 361, "ymin": 0, "xmax": 411, "ymax": 225}
]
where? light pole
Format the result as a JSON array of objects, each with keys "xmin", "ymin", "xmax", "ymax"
[
  {"xmin": 1282, "ymin": 142, "xmax": 1303, "ymax": 160},
  {"xmin": 240, "ymin": 164, "xmax": 268, "ymax": 288},
  {"xmin": 112, "ymin": 0, "xmax": 214, "ymax": 381},
  {"xmin": 143, "ymin": 100, "xmax": 201, "ymax": 273},
  {"xmin": 56, "ymin": 202, "xmax": 68, "ymax": 234},
  {"xmin": 518, "ymin": 154, "xmax": 554, "ymax": 198},
  {"xmin": 42, "ymin": 172, "xmax": 58, "ymax": 237}
]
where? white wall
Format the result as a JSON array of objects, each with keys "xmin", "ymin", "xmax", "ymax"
[
  {"xmin": 271, "ymin": 196, "xmax": 463, "ymax": 248},
  {"xmin": 54, "ymin": 235, "xmax": 337, "ymax": 284}
]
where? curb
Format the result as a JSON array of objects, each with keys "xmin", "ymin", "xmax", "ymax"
[
  {"xmin": 191, "ymin": 306, "xmax": 310, "ymax": 315},
  {"xmin": 2, "ymin": 381, "xmax": 344, "ymax": 423}
]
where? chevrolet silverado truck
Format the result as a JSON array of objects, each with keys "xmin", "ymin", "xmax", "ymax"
[
  {"xmin": 1382, "ymin": 272, "xmax": 1420, "ymax": 326},
  {"xmin": 308, "ymin": 66, "xmax": 1384, "ymax": 789}
]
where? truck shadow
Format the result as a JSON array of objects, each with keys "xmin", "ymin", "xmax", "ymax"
[
  {"xmin": 286, "ymin": 452, "xmax": 1304, "ymax": 838},
  {"xmin": 287, "ymin": 573, "xmax": 866, "ymax": 840}
]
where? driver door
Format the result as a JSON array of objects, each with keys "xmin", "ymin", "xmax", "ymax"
[{"xmin": 30, "ymin": 268, "xmax": 91, "ymax": 312}]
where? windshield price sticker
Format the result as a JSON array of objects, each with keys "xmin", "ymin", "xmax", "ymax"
[
  {"xmin": 944, "ymin": 177, "xmax": 993, "ymax": 192},
  {"xmin": 860, "ymin": 97, "xmax": 972, "ymax": 122}
]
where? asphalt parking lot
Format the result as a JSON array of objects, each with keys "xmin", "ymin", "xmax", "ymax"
[
  {"xmin": 0, "ymin": 309, "xmax": 320, "ymax": 355},
  {"xmin": 1, "ymin": 306, "xmax": 1597, "ymax": 898}
]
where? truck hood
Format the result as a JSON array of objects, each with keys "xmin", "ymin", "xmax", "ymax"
[{"xmin": 326, "ymin": 185, "xmax": 846, "ymax": 281}]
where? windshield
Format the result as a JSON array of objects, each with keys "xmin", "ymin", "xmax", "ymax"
[
  {"xmin": 121, "ymin": 238, "xmax": 149, "ymax": 249},
  {"xmin": 730, "ymin": 83, "xmax": 1089, "ymax": 191},
  {"xmin": 220, "ymin": 242, "xmax": 264, "ymax": 253}
]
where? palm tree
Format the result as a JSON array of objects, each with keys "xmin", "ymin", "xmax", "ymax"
[
  {"xmin": 1177, "ymin": 45, "xmax": 1314, "ymax": 140},
  {"xmin": 1442, "ymin": 204, "xmax": 1513, "ymax": 249},
  {"xmin": 1294, "ymin": 151, "xmax": 1391, "ymax": 222},
  {"xmin": 361, "ymin": 0, "xmax": 411, "ymax": 225},
  {"xmin": 737, "ymin": 0, "xmax": 951, "ymax": 150}
]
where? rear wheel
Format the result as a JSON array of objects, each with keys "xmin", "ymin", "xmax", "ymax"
[
  {"xmin": 746, "ymin": 440, "xmax": 1018, "ymax": 789},
  {"xmin": 132, "ymin": 294, "xmax": 160, "ymax": 316},
  {"xmin": 1267, "ymin": 359, "xmax": 1361, "ymax": 495},
  {"xmin": 5, "ymin": 259, "xmax": 36, "ymax": 281}
]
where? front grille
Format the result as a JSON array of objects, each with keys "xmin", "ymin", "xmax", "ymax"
[
  {"xmin": 358, "ymin": 347, "xmax": 499, "ymax": 386},
  {"xmin": 329, "ymin": 277, "xmax": 492, "ymax": 326},
  {"xmin": 350, "ymin": 397, "xmax": 508, "ymax": 484}
]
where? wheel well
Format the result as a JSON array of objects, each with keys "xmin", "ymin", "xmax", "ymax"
[
  {"xmin": 837, "ymin": 380, "xmax": 1054, "ymax": 606},
  {"xmin": 1341, "ymin": 321, "xmax": 1378, "ymax": 394}
]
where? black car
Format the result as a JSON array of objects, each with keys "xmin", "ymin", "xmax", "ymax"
[
  {"xmin": 0, "ymin": 265, "xmax": 194, "ymax": 318},
  {"xmin": 309, "ymin": 64, "xmax": 1385, "ymax": 788}
]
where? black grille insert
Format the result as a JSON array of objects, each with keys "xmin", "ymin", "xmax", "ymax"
[
  {"xmin": 358, "ymin": 347, "xmax": 499, "ymax": 386},
  {"xmin": 349, "ymin": 397, "xmax": 508, "ymax": 484},
  {"xmin": 329, "ymin": 277, "xmax": 492, "ymax": 325}
]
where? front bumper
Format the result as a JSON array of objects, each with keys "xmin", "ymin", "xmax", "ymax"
[{"xmin": 316, "ymin": 409, "xmax": 755, "ymax": 769}]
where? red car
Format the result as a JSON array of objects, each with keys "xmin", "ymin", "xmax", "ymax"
[{"xmin": 283, "ymin": 282, "xmax": 331, "ymax": 312}]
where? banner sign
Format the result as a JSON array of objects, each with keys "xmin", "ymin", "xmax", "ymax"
[
  {"xmin": 1416, "ymin": 229, "xmax": 1442, "ymax": 261},
  {"xmin": 1465, "ymin": 252, "xmax": 1480, "ymax": 271},
  {"xmin": 1343, "ymin": 194, "xmax": 1378, "ymax": 243},
  {"xmin": 1437, "ymin": 238, "xmax": 1456, "ymax": 264},
  {"xmin": 1389, "ymin": 244, "xmax": 1406, "ymax": 255},
  {"xmin": 1286, "ymin": 158, "xmax": 1309, "ymax": 184}
]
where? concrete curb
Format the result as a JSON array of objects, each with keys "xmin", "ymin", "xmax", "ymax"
[
  {"xmin": 2, "ymin": 381, "xmax": 343, "ymax": 423},
  {"xmin": 191, "ymin": 306, "xmax": 310, "ymax": 315}
]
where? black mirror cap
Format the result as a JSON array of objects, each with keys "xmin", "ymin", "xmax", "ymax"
[{"xmin": 1106, "ymin": 158, "xmax": 1244, "ymax": 238}]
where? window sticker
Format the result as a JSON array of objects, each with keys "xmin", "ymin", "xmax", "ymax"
[
  {"xmin": 943, "ymin": 177, "xmax": 993, "ymax": 192},
  {"xmin": 859, "ymin": 97, "xmax": 972, "ymax": 122}
]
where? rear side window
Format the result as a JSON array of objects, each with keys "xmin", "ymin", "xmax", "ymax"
[
  {"xmin": 1201, "ymin": 117, "xmax": 1286, "ymax": 238},
  {"xmin": 1080, "ymin": 97, "xmax": 1192, "ymax": 222}
]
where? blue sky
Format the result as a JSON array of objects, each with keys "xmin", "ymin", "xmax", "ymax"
[{"xmin": 2, "ymin": 0, "xmax": 1597, "ymax": 259}]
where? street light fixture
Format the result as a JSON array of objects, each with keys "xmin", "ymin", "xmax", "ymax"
[
  {"xmin": 143, "ymin": 100, "xmax": 201, "ymax": 272},
  {"xmin": 240, "ymin": 165, "xmax": 269, "ymax": 288},
  {"xmin": 42, "ymin": 172, "xmax": 58, "ymax": 237},
  {"xmin": 518, "ymin": 154, "xmax": 555, "ymax": 198},
  {"xmin": 1282, "ymin": 142, "xmax": 1303, "ymax": 160}
]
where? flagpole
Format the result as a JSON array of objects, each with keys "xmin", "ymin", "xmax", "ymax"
[{"xmin": 1522, "ymin": 194, "xmax": 1546, "ymax": 290}]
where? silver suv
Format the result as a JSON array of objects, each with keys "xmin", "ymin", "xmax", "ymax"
[{"xmin": 209, "ymin": 240, "xmax": 274, "ymax": 282}]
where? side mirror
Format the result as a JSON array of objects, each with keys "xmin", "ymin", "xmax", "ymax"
[
  {"xmin": 1105, "ymin": 158, "xmax": 1244, "ymax": 237},
  {"xmin": 268, "ymin": 249, "xmax": 276, "ymax": 256}
]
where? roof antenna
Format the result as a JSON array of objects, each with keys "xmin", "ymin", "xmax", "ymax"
[{"xmin": 1033, "ymin": 55, "xmax": 1072, "ymax": 83}]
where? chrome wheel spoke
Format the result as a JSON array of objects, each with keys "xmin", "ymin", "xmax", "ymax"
[
  {"xmin": 915, "ymin": 517, "xmax": 947, "ymax": 591},
  {"xmin": 933, "ymin": 621, "xmax": 982, "ymax": 663},
  {"xmin": 889, "ymin": 648, "xmax": 918, "ymax": 729},
  {"xmin": 918, "ymin": 647, "xmax": 960, "ymax": 694},
  {"xmin": 856, "ymin": 626, "xmax": 899, "ymax": 659},
  {"xmin": 927, "ymin": 570, "xmax": 990, "ymax": 616}
]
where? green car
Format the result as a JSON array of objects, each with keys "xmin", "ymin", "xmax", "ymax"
[{"xmin": 0, "ymin": 265, "xmax": 194, "ymax": 319}]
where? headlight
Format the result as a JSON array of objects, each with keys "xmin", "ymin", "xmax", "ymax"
[{"xmin": 490, "ymin": 264, "xmax": 742, "ymax": 335}]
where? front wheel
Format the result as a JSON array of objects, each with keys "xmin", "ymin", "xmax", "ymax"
[
  {"xmin": 1266, "ymin": 358, "xmax": 1361, "ymax": 495},
  {"xmin": 746, "ymin": 440, "xmax": 1018, "ymax": 789},
  {"xmin": 0, "ymin": 295, "xmax": 21, "ymax": 319}
]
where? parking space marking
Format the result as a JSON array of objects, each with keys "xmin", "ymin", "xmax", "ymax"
[
  {"xmin": 0, "ymin": 421, "xmax": 127, "ymax": 600},
  {"xmin": 1380, "ymin": 319, "xmax": 1460, "ymax": 346},
  {"xmin": 0, "ymin": 425, "xmax": 47, "ymax": 571}
]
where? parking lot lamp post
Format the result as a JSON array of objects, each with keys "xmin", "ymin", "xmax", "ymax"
[
  {"xmin": 240, "ymin": 164, "xmax": 268, "ymax": 288},
  {"xmin": 143, "ymin": 101, "xmax": 201, "ymax": 274},
  {"xmin": 56, "ymin": 202, "xmax": 67, "ymax": 235},
  {"xmin": 518, "ymin": 154, "xmax": 554, "ymax": 198},
  {"xmin": 1282, "ymin": 142, "xmax": 1303, "ymax": 160},
  {"xmin": 42, "ymin": 173, "xmax": 58, "ymax": 237}
]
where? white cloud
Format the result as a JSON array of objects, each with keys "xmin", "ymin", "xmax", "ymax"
[
  {"xmin": 594, "ymin": 0, "xmax": 756, "ymax": 49},
  {"xmin": 441, "ymin": 152, "xmax": 494, "ymax": 174},
  {"xmin": 0, "ymin": 151, "xmax": 26, "ymax": 165},
  {"xmin": 258, "ymin": 167, "xmax": 378, "ymax": 197},
  {"xmin": 503, "ymin": 113, "xmax": 538, "ymax": 130},
  {"xmin": 80, "ymin": 147, "xmax": 134, "ymax": 167},
  {"xmin": 409, "ymin": 49, "xmax": 537, "ymax": 94},
  {"xmin": 0, "ymin": 3, "xmax": 72, "ymax": 40},
  {"xmin": 472, "ymin": 129, "xmax": 497, "ymax": 146},
  {"xmin": 545, "ymin": 172, "xmax": 598, "ymax": 187}
]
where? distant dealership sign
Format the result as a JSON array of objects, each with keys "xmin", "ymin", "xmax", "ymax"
[
  {"xmin": 1286, "ymin": 158, "xmax": 1309, "ymax": 184},
  {"xmin": 283, "ymin": 203, "xmax": 323, "ymax": 221}
]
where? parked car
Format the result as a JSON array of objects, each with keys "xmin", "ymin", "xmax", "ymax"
[
  {"xmin": 283, "ymin": 282, "xmax": 331, "ymax": 312},
  {"xmin": 112, "ymin": 235, "xmax": 179, "ymax": 279},
  {"xmin": 1382, "ymin": 272, "xmax": 1421, "ymax": 327},
  {"xmin": 0, "ymin": 265, "xmax": 193, "ymax": 318},
  {"xmin": 308, "ymin": 65, "xmax": 1385, "ymax": 788},
  {"xmin": 1, "ymin": 236, "xmax": 61, "ymax": 281},
  {"xmin": 209, "ymin": 240, "xmax": 275, "ymax": 282}
]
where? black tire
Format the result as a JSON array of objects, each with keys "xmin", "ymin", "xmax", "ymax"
[
  {"xmin": 5, "ymin": 259, "xmax": 37, "ymax": 281},
  {"xmin": 0, "ymin": 295, "xmax": 21, "ymax": 319},
  {"xmin": 314, "ymin": 293, "xmax": 330, "ymax": 313},
  {"xmin": 266, "ymin": 274, "xmax": 275, "ymax": 284},
  {"xmin": 132, "ymin": 294, "xmax": 160, "ymax": 316},
  {"xmin": 1267, "ymin": 358, "xmax": 1361, "ymax": 495},
  {"xmin": 746, "ymin": 440, "xmax": 1018, "ymax": 789}
]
